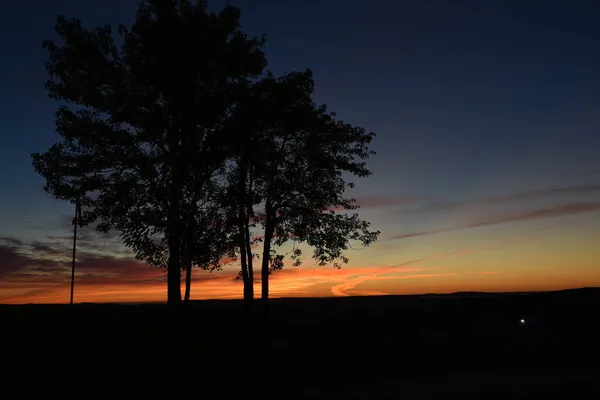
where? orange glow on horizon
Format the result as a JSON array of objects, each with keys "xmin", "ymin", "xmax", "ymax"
[
  {"xmin": 2, "ymin": 259, "xmax": 599, "ymax": 304},
  {"xmin": 2, "ymin": 199, "xmax": 600, "ymax": 305}
]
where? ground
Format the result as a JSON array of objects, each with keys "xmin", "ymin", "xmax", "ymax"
[{"xmin": 2, "ymin": 288, "xmax": 600, "ymax": 398}]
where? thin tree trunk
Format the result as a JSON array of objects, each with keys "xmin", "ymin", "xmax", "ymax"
[
  {"xmin": 242, "ymin": 214, "xmax": 255, "ymax": 335},
  {"xmin": 238, "ymin": 204, "xmax": 250, "ymax": 296},
  {"xmin": 261, "ymin": 205, "xmax": 275, "ymax": 307},
  {"xmin": 246, "ymin": 166, "xmax": 255, "ymax": 303},
  {"xmin": 237, "ymin": 160, "xmax": 254, "ymax": 310},
  {"xmin": 239, "ymin": 229, "xmax": 251, "ymax": 304},
  {"xmin": 167, "ymin": 248, "xmax": 182, "ymax": 308},
  {"xmin": 244, "ymin": 218, "xmax": 254, "ymax": 300},
  {"xmin": 241, "ymin": 215, "xmax": 258, "ymax": 397},
  {"xmin": 184, "ymin": 261, "xmax": 192, "ymax": 304},
  {"xmin": 259, "ymin": 205, "xmax": 274, "ymax": 359},
  {"xmin": 167, "ymin": 203, "xmax": 182, "ymax": 310},
  {"xmin": 261, "ymin": 175, "xmax": 277, "ymax": 307},
  {"xmin": 167, "ymin": 162, "xmax": 183, "ymax": 309},
  {"xmin": 69, "ymin": 197, "xmax": 80, "ymax": 305}
]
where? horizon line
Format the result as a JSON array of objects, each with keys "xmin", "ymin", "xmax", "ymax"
[{"xmin": 2, "ymin": 286, "xmax": 598, "ymax": 306}]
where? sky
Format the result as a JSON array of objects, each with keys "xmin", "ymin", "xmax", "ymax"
[{"xmin": 1, "ymin": 0, "xmax": 600, "ymax": 304}]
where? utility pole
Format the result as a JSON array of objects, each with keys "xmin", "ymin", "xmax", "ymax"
[{"xmin": 70, "ymin": 196, "xmax": 81, "ymax": 305}]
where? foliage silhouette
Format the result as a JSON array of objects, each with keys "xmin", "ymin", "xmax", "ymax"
[
  {"xmin": 32, "ymin": 0, "xmax": 266, "ymax": 308},
  {"xmin": 32, "ymin": 0, "xmax": 379, "ymax": 319},
  {"xmin": 224, "ymin": 69, "xmax": 380, "ymax": 320}
]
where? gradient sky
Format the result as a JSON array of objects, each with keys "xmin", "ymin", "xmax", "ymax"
[{"xmin": 1, "ymin": 0, "xmax": 600, "ymax": 304}]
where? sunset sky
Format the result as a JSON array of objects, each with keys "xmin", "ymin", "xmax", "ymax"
[{"xmin": 1, "ymin": 0, "xmax": 600, "ymax": 304}]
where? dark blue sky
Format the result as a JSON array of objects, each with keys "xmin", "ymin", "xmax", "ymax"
[{"xmin": 1, "ymin": 0, "xmax": 599, "ymax": 238}]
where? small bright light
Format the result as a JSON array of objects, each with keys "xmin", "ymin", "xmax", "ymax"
[{"xmin": 520, "ymin": 319, "xmax": 526, "ymax": 324}]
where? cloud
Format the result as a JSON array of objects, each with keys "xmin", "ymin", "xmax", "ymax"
[
  {"xmin": 0, "ymin": 233, "xmax": 241, "ymax": 304},
  {"xmin": 47, "ymin": 223, "xmax": 132, "ymax": 260},
  {"xmin": 334, "ymin": 219, "xmax": 585, "ymax": 298},
  {"xmin": 14, "ymin": 288, "xmax": 57, "ymax": 299},
  {"xmin": 0, "ymin": 237, "xmax": 23, "ymax": 247},
  {"xmin": 0, "ymin": 238, "xmax": 30, "ymax": 276},
  {"xmin": 463, "ymin": 202, "xmax": 600, "ymax": 227},
  {"xmin": 330, "ymin": 272, "xmax": 458, "ymax": 297},
  {"xmin": 4, "ymin": 194, "xmax": 590, "ymax": 304},
  {"xmin": 56, "ymin": 212, "xmax": 122, "ymax": 240},
  {"xmin": 325, "ymin": 194, "xmax": 432, "ymax": 212},
  {"xmin": 0, "ymin": 225, "xmax": 526, "ymax": 303},
  {"xmin": 384, "ymin": 202, "xmax": 600, "ymax": 242},
  {"xmin": 1, "ymin": 237, "xmax": 460, "ymax": 303},
  {"xmin": 329, "ymin": 241, "xmax": 509, "ymax": 296},
  {"xmin": 0, "ymin": 235, "xmax": 152, "ymax": 286},
  {"xmin": 383, "ymin": 232, "xmax": 431, "ymax": 241},
  {"xmin": 354, "ymin": 195, "xmax": 431, "ymax": 209},
  {"xmin": 194, "ymin": 265, "xmax": 436, "ymax": 300},
  {"xmin": 423, "ymin": 184, "xmax": 600, "ymax": 212},
  {"xmin": 330, "ymin": 228, "xmax": 559, "ymax": 297},
  {"xmin": 0, "ymin": 238, "xmax": 70, "ymax": 277},
  {"xmin": 30, "ymin": 241, "xmax": 67, "ymax": 256}
]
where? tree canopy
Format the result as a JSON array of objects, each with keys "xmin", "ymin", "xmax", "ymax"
[
  {"xmin": 33, "ymin": 0, "xmax": 379, "ymax": 311},
  {"xmin": 32, "ymin": 0, "xmax": 266, "ymax": 307},
  {"xmin": 223, "ymin": 69, "xmax": 380, "ymax": 305}
]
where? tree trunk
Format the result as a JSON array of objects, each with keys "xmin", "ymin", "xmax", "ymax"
[
  {"xmin": 183, "ymin": 261, "xmax": 192, "ymax": 304},
  {"xmin": 261, "ymin": 226, "xmax": 272, "ymax": 302},
  {"xmin": 238, "ymin": 209, "xmax": 250, "ymax": 300},
  {"xmin": 258, "ymin": 207, "xmax": 275, "ymax": 360},
  {"xmin": 69, "ymin": 197, "xmax": 80, "ymax": 305},
  {"xmin": 243, "ymin": 220, "xmax": 255, "ymax": 325},
  {"xmin": 166, "ymin": 226, "xmax": 182, "ymax": 389},
  {"xmin": 261, "ymin": 207, "xmax": 275, "ymax": 318},
  {"xmin": 240, "ymin": 242, "xmax": 252, "ymax": 307},
  {"xmin": 167, "ymin": 244, "xmax": 182, "ymax": 309},
  {"xmin": 167, "ymin": 202, "xmax": 182, "ymax": 309},
  {"xmin": 244, "ymin": 217, "xmax": 254, "ymax": 301},
  {"xmin": 237, "ymin": 161, "xmax": 255, "ymax": 312},
  {"xmin": 245, "ymin": 165, "xmax": 256, "ymax": 304}
]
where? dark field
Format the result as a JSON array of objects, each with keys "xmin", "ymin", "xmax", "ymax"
[{"xmin": 2, "ymin": 288, "xmax": 600, "ymax": 398}]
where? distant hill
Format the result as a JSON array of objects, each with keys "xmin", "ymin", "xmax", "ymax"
[{"xmin": 407, "ymin": 287, "xmax": 600, "ymax": 299}]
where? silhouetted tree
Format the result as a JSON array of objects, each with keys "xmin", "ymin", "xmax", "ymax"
[
  {"xmin": 180, "ymin": 191, "xmax": 233, "ymax": 304},
  {"xmin": 31, "ymin": 0, "xmax": 266, "ymax": 309},
  {"xmin": 221, "ymin": 80, "xmax": 268, "ymax": 314},
  {"xmin": 117, "ymin": 186, "xmax": 233, "ymax": 305},
  {"xmin": 227, "ymin": 70, "xmax": 380, "ymax": 320}
]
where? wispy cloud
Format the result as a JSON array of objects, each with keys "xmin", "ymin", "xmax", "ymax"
[
  {"xmin": 0, "ymin": 238, "xmax": 29, "ymax": 276},
  {"xmin": 462, "ymin": 202, "xmax": 600, "ymax": 227},
  {"xmin": 384, "ymin": 202, "xmax": 600, "ymax": 242},
  {"xmin": 422, "ymin": 184, "xmax": 600, "ymax": 212},
  {"xmin": 0, "ymin": 236, "xmax": 23, "ymax": 247},
  {"xmin": 330, "ymin": 273, "xmax": 459, "ymax": 297},
  {"xmin": 354, "ymin": 195, "xmax": 431, "ymax": 208},
  {"xmin": 2, "ymin": 231, "xmax": 466, "ymax": 303},
  {"xmin": 0, "ymin": 234, "xmax": 350, "ymax": 303},
  {"xmin": 326, "ymin": 194, "xmax": 431, "ymax": 212},
  {"xmin": 329, "ymin": 241, "xmax": 508, "ymax": 296}
]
